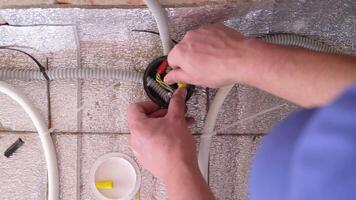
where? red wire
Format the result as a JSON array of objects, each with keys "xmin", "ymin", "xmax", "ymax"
[{"xmin": 156, "ymin": 60, "xmax": 168, "ymax": 74}]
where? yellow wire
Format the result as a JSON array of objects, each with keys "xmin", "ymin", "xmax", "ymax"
[
  {"xmin": 137, "ymin": 190, "xmax": 140, "ymax": 200},
  {"xmin": 156, "ymin": 73, "xmax": 174, "ymax": 93},
  {"xmin": 155, "ymin": 74, "xmax": 169, "ymax": 88}
]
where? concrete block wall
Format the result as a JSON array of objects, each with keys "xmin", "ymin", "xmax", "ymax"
[{"xmin": 0, "ymin": 2, "xmax": 306, "ymax": 200}]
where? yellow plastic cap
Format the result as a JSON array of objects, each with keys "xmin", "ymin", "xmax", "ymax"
[
  {"xmin": 96, "ymin": 180, "xmax": 113, "ymax": 189},
  {"xmin": 177, "ymin": 83, "xmax": 187, "ymax": 88}
]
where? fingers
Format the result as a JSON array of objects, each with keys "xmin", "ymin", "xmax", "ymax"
[
  {"xmin": 128, "ymin": 101, "xmax": 160, "ymax": 121},
  {"xmin": 164, "ymin": 68, "xmax": 190, "ymax": 85},
  {"xmin": 136, "ymin": 101, "xmax": 161, "ymax": 113},
  {"xmin": 167, "ymin": 42, "xmax": 190, "ymax": 85},
  {"xmin": 148, "ymin": 109, "xmax": 168, "ymax": 118},
  {"xmin": 167, "ymin": 88, "xmax": 187, "ymax": 119},
  {"xmin": 167, "ymin": 43, "xmax": 182, "ymax": 70}
]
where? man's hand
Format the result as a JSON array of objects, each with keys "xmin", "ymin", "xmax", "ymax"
[
  {"xmin": 128, "ymin": 88, "xmax": 214, "ymax": 200},
  {"xmin": 164, "ymin": 24, "xmax": 268, "ymax": 88},
  {"xmin": 128, "ymin": 88, "xmax": 198, "ymax": 182},
  {"xmin": 165, "ymin": 23, "xmax": 356, "ymax": 107}
]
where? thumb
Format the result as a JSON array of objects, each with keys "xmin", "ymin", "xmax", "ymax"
[
  {"xmin": 168, "ymin": 88, "xmax": 187, "ymax": 119},
  {"xmin": 164, "ymin": 69, "xmax": 189, "ymax": 85}
]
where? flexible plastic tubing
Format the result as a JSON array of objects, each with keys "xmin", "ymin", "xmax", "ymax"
[
  {"xmin": 144, "ymin": 0, "xmax": 173, "ymax": 55},
  {"xmin": 147, "ymin": 76, "xmax": 171, "ymax": 102},
  {"xmin": 0, "ymin": 68, "xmax": 143, "ymax": 83},
  {"xmin": 0, "ymin": 42, "xmax": 336, "ymax": 85},
  {"xmin": 260, "ymin": 34, "xmax": 338, "ymax": 53},
  {"xmin": 0, "ymin": 81, "xmax": 59, "ymax": 200},
  {"xmin": 198, "ymin": 85, "xmax": 234, "ymax": 181}
]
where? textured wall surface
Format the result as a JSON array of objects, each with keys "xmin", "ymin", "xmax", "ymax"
[
  {"xmin": 0, "ymin": 0, "xmax": 355, "ymax": 199},
  {"xmin": 0, "ymin": 0, "xmax": 243, "ymax": 8}
]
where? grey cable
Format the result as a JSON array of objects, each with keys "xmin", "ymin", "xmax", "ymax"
[{"xmin": 0, "ymin": 68, "xmax": 143, "ymax": 83}]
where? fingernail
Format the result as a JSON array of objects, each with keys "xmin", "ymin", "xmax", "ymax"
[
  {"xmin": 175, "ymin": 88, "xmax": 187, "ymax": 99},
  {"xmin": 164, "ymin": 76, "xmax": 173, "ymax": 84}
]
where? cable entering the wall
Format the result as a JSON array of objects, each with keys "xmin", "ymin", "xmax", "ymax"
[{"xmin": 144, "ymin": 0, "xmax": 173, "ymax": 55}]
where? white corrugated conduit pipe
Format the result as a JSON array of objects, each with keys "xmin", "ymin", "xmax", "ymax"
[
  {"xmin": 0, "ymin": 81, "xmax": 59, "ymax": 200},
  {"xmin": 0, "ymin": 68, "xmax": 143, "ymax": 83},
  {"xmin": 0, "ymin": 36, "xmax": 337, "ymax": 83},
  {"xmin": 260, "ymin": 34, "xmax": 338, "ymax": 54}
]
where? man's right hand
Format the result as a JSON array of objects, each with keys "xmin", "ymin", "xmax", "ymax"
[
  {"xmin": 164, "ymin": 24, "xmax": 272, "ymax": 88},
  {"xmin": 165, "ymin": 24, "xmax": 356, "ymax": 107}
]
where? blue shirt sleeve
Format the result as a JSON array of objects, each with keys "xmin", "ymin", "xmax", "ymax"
[{"xmin": 250, "ymin": 85, "xmax": 356, "ymax": 200}]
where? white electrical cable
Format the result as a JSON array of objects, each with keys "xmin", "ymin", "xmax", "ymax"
[
  {"xmin": 0, "ymin": 81, "xmax": 59, "ymax": 200},
  {"xmin": 198, "ymin": 85, "xmax": 233, "ymax": 181},
  {"xmin": 144, "ymin": 0, "xmax": 174, "ymax": 55}
]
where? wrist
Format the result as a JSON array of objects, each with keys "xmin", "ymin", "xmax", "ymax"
[
  {"xmin": 228, "ymin": 37, "xmax": 264, "ymax": 85},
  {"xmin": 162, "ymin": 160, "xmax": 214, "ymax": 200},
  {"xmin": 238, "ymin": 38, "xmax": 288, "ymax": 86},
  {"xmin": 162, "ymin": 159, "xmax": 201, "ymax": 186}
]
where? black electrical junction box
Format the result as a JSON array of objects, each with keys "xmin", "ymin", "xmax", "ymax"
[{"xmin": 143, "ymin": 56, "xmax": 195, "ymax": 108}]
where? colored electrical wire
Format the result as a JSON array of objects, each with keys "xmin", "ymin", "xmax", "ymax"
[
  {"xmin": 136, "ymin": 190, "xmax": 141, "ymax": 200},
  {"xmin": 132, "ymin": 29, "xmax": 178, "ymax": 44},
  {"xmin": 155, "ymin": 73, "xmax": 174, "ymax": 92}
]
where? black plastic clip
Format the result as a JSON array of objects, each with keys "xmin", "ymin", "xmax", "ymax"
[{"xmin": 4, "ymin": 138, "xmax": 25, "ymax": 158}]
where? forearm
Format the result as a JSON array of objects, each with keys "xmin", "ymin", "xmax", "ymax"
[
  {"xmin": 243, "ymin": 40, "xmax": 356, "ymax": 107},
  {"xmin": 164, "ymin": 163, "xmax": 214, "ymax": 200}
]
